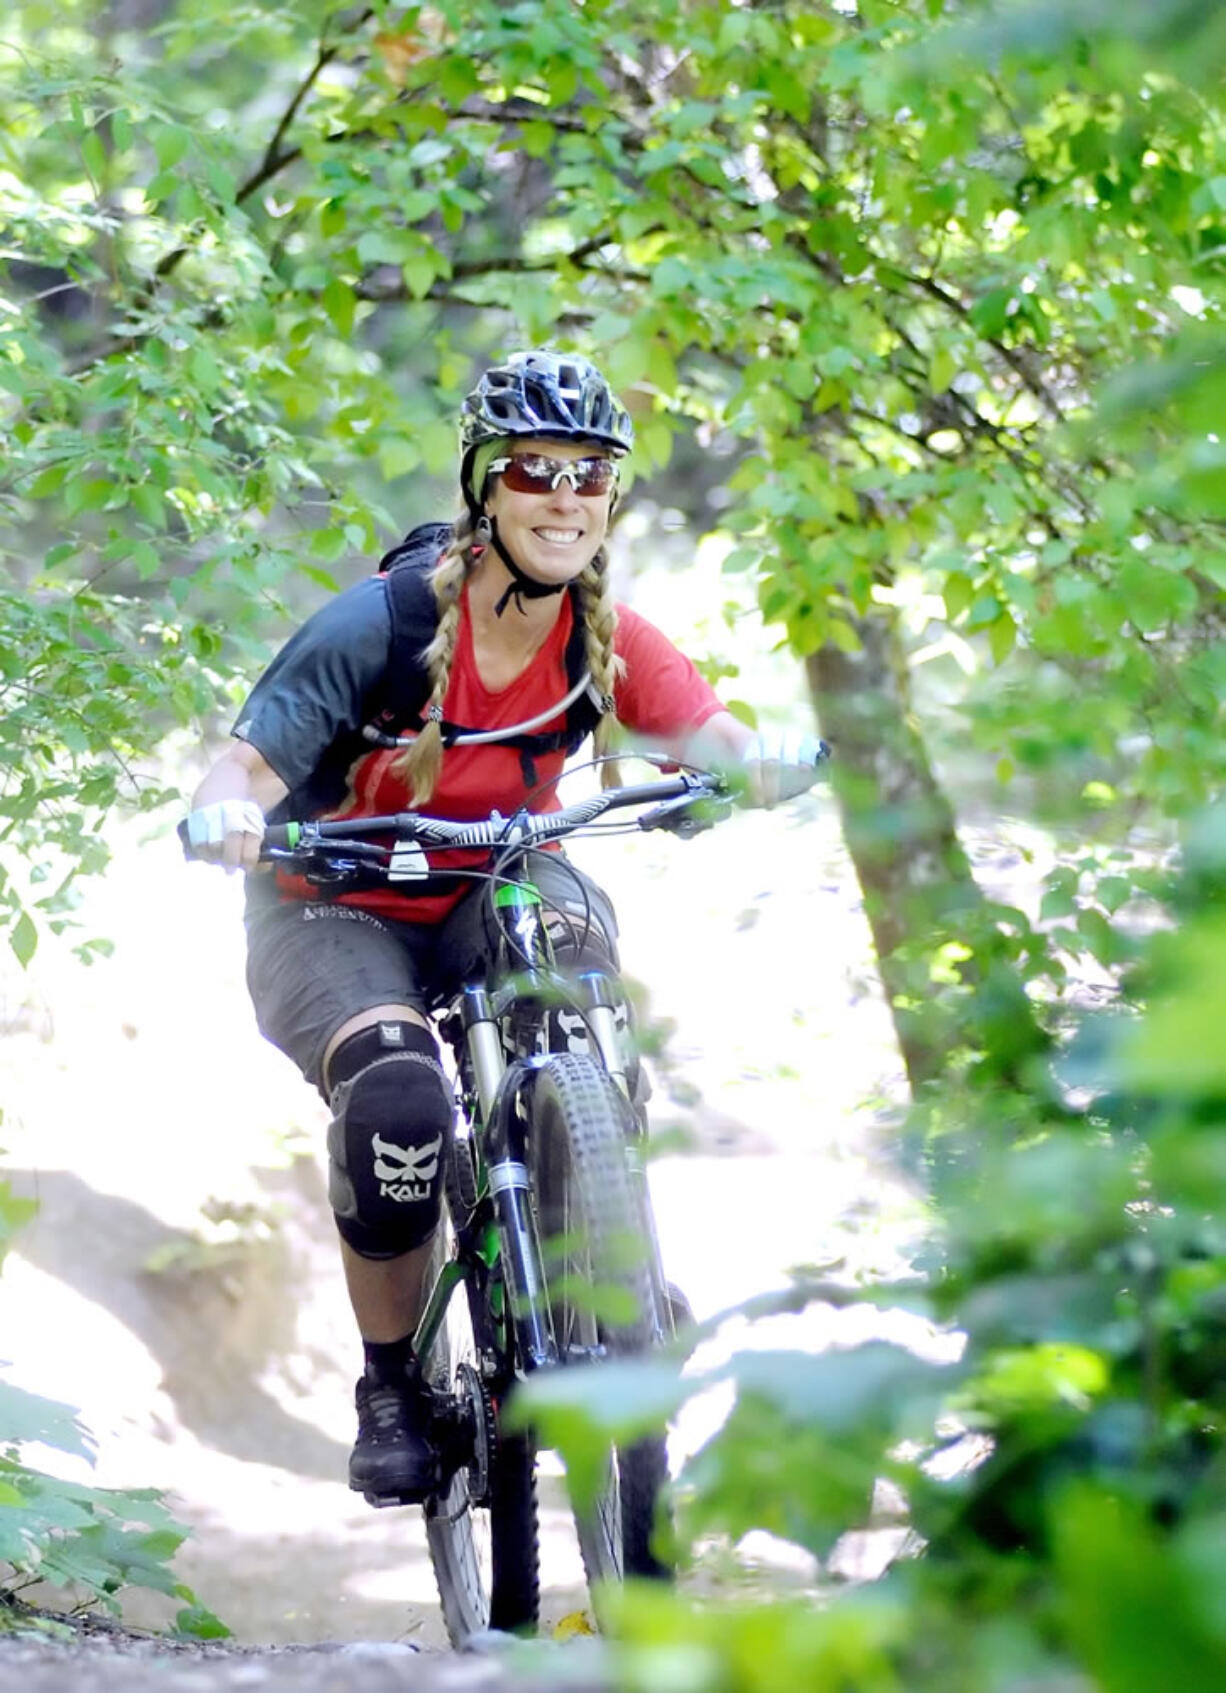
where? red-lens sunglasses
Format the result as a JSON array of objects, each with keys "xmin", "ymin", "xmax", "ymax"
[{"xmin": 488, "ymin": 453, "xmax": 618, "ymax": 497}]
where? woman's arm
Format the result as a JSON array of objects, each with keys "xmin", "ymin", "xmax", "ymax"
[
  {"xmin": 672, "ymin": 710, "xmax": 824, "ymax": 808},
  {"xmin": 673, "ymin": 709, "xmax": 755, "ymax": 766},
  {"xmin": 610, "ymin": 611, "xmax": 823, "ymax": 806},
  {"xmin": 187, "ymin": 741, "xmax": 290, "ymax": 872}
]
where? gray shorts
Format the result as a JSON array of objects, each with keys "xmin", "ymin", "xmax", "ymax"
[{"xmin": 244, "ymin": 854, "xmax": 620, "ymax": 1092}]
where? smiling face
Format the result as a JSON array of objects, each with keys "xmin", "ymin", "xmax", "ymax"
[{"xmin": 482, "ymin": 437, "xmax": 613, "ymax": 586}]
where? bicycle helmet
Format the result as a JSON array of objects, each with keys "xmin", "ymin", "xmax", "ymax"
[{"xmin": 460, "ymin": 349, "xmax": 634, "ymax": 511}]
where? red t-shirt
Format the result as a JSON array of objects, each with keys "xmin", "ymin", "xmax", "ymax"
[{"xmin": 278, "ymin": 588, "xmax": 723, "ymax": 923}]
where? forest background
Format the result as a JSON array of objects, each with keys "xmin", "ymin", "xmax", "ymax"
[{"xmin": 3, "ymin": 0, "xmax": 1226, "ymax": 1687}]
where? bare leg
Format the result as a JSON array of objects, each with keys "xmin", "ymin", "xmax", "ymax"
[{"xmin": 340, "ymin": 1236, "xmax": 434, "ymax": 1343}]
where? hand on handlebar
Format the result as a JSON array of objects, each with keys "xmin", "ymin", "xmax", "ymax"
[
  {"xmin": 183, "ymin": 799, "xmax": 266, "ymax": 873},
  {"xmin": 739, "ymin": 729, "xmax": 829, "ymax": 809}
]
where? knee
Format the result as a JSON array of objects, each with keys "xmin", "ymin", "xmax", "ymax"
[{"xmin": 325, "ymin": 1021, "xmax": 453, "ymax": 1259}]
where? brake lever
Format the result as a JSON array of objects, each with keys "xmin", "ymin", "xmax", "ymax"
[
  {"xmin": 263, "ymin": 841, "xmax": 388, "ymax": 884},
  {"xmin": 638, "ymin": 790, "xmax": 731, "ymax": 837}
]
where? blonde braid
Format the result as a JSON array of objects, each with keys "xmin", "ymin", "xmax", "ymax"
[
  {"xmin": 576, "ymin": 548, "xmax": 626, "ymax": 789},
  {"xmin": 395, "ymin": 513, "xmax": 480, "ymax": 807}
]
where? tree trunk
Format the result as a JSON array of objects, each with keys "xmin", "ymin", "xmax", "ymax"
[{"xmin": 806, "ymin": 608, "xmax": 1047, "ymax": 1094}]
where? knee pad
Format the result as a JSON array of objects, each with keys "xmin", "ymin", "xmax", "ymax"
[{"xmin": 325, "ymin": 1021, "xmax": 453, "ymax": 1259}]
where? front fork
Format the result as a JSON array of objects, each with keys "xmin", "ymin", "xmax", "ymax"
[
  {"xmin": 457, "ymin": 984, "xmax": 557, "ymax": 1374},
  {"xmin": 456, "ymin": 969, "xmax": 669, "ymax": 1371},
  {"xmin": 422, "ymin": 872, "xmax": 670, "ymax": 1379}
]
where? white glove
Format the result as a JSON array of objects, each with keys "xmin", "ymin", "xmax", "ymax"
[
  {"xmin": 741, "ymin": 729, "xmax": 827, "ymax": 808},
  {"xmin": 185, "ymin": 799, "xmax": 266, "ymax": 850}
]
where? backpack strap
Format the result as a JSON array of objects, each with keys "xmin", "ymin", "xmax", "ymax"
[{"xmin": 365, "ymin": 522, "xmax": 456, "ymax": 740}]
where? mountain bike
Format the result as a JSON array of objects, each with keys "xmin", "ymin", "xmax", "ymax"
[{"xmin": 254, "ymin": 764, "xmax": 745, "ymax": 1644}]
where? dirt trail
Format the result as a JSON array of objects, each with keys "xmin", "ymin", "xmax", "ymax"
[{"xmin": 0, "ymin": 1625, "xmax": 612, "ymax": 1692}]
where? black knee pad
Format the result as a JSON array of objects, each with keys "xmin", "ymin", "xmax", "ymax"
[{"xmin": 325, "ymin": 1021, "xmax": 453, "ymax": 1260}]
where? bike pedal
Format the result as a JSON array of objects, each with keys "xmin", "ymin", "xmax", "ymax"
[{"xmin": 363, "ymin": 1490, "xmax": 414, "ymax": 1508}]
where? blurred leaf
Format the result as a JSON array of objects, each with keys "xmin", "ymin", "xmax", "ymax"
[
  {"xmin": 1054, "ymin": 1486, "xmax": 1226, "ymax": 1690},
  {"xmin": 0, "ymin": 1380, "xmax": 94, "ymax": 1462}
]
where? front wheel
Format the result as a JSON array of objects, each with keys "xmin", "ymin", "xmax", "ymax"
[{"xmin": 526, "ymin": 1054, "xmax": 672, "ymax": 1595}]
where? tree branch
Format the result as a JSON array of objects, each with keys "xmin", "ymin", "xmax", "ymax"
[
  {"xmin": 354, "ymin": 233, "xmax": 653, "ymax": 303},
  {"xmin": 71, "ymin": 12, "xmax": 374, "ymax": 368}
]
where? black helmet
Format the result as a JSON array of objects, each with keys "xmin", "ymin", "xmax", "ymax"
[{"xmin": 460, "ymin": 349, "xmax": 634, "ymax": 508}]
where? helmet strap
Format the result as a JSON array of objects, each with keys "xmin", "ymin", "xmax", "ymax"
[{"xmin": 487, "ymin": 518, "xmax": 568, "ymax": 618}]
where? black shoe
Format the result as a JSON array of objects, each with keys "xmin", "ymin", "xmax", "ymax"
[{"xmin": 349, "ymin": 1372, "xmax": 438, "ymax": 1504}]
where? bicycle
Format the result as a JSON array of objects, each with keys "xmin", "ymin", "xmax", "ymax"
[{"xmin": 208, "ymin": 760, "xmax": 804, "ymax": 1642}]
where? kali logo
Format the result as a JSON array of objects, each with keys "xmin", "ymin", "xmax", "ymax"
[{"xmin": 372, "ymin": 1132, "xmax": 442, "ymax": 1202}]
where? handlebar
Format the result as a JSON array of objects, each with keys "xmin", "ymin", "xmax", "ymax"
[
  {"xmin": 261, "ymin": 771, "xmax": 727, "ymax": 856},
  {"xmin": 177, "ymin": 766, "xmax": 747, "ymax": 869},
  {"xmin": 180, "ymin": 742, "xmax": 832, "ymax": 870}
]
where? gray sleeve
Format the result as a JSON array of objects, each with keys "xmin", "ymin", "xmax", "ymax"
[{"xmin": 231, "ymin": 576, "xmax": 392, "ymax": 790}]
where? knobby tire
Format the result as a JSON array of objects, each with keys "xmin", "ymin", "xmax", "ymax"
[{"xmin": 527, "ymin": 1053, "xmax": 671, "ymax": 1595}]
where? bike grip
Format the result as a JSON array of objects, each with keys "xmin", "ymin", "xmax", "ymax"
[
  {"xmin": 176, "ymin": 818, "xmax": 196, "ymax": 860},
  {"xmin": 262, "ymin": 823, "xmax": 295, "ymax": 852}
]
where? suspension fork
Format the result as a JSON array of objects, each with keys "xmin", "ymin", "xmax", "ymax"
[
  {"xmin": 457, "ymin": 943, "xmax": 560, "ymax": 1374},
  {"xmin": 483, "ymin": 1059, "xmax": 558, "ymax": 1373}
]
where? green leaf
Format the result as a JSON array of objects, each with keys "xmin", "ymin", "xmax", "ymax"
[
  {"xmin": 153, "ymin": 125, "xmax": 190, "ymax": 170},
  {"xmin": 174, "ymin": 1604, "xmax": 232, "ymax": 1640},
  {"xmin": 144, "ymin": 170, "xmax": 180, "ymax": 206},
  {"xmin": 0, "ymin": 1180, "xmax": 39, "ymax": 1258},
  {"xmin": 989, "ymin": 610, "xmax": 1017, "ymax": 663},
  {"xmin": 400, "ymin": 252, "xmax": 436, "ymax": 300},
  {"xmin": 519, "ymin": 120, "xmax": 555, "ymax": 158},
  {"xmin": 322, "ymin": 277, "xmax": 355, "ymax": 338},
  {"xmin": 437, "ymin": 56, "xmax": 478, "ymax": 103},
  {"xmin": 0, "ymin": 1380, "xmax": 94, "ymax": 1460},
  {"xmin": 378, "ymin": 436, "xmax": 419, "ymax": 479},
  {"xmin": 9, "ymin": 913, "xmax": 37, "ymax": 970},
  {"xmin": 969, "ymin": 286, "xmax": 1015, "ymax": 339},
  {"xmin": 310, "ymin": 528, "xmax": 348, "ymax": 561},
  {"xmin": 28, "ymin": 465, "xmax": 67, "ymax": 498},
  {"xmin": 81, "ymin": 130, "xmax": 107, "ymax": 183},
  {"xmin": 929, "ymin": 343, "xmax": 957, "ymax": 393},
  {"xmin": 943, "ymin": 570, "xmax": 973, "ymax": 620},
  {"xmin": 130, "ymin": 484, "xmax": 167, "ymax": 530}
]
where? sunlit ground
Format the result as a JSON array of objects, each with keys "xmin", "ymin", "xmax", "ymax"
[{"xmin": 1, "ymin": 550, "xmax": 960, "ymax": 1642}]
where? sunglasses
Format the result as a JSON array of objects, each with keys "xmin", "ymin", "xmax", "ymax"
[{"xmin": 488, "ymin": 452, "xmax": 618, "ymax": 498}]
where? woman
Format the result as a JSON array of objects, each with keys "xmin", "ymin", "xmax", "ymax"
[{"xmin": 185, "ymin": 349, "xmax": 822, "ymax": 1503}]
